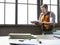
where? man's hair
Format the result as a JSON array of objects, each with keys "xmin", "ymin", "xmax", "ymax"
[{"xmin": 40, "ymin": 4, "xmax": 48, "ymax": 9}]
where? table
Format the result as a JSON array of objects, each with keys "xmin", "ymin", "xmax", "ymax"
[
  {"xmin": 9, "ymin": 35, "xmax": 60, "ymax": 45},
  {"xmin": 9, "ymin": 39, "xmax": 40, "ymax": 45}
]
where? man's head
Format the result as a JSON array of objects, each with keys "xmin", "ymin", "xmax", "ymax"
[{"xmin": 40, "ymin": 4, "xmax": 48, "ymax": 13}]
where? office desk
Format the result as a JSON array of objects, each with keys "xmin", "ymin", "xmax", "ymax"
[
  {"xmin": 9, "ymin": 35, "xmax": 60, "ymax": 45},
  {"xmin": 9, "ymin": 39, "xmax": 40, "ymax": 45}
]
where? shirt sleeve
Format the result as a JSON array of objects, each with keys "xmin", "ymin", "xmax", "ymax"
[{"xmin": 50, "ymin": 12, "xmax": 56, "ymax": 23}]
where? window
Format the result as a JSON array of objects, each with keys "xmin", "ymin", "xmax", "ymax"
[
  {"xmin": 51, "ymin": 0, "xmax": 57, "ymax": 4},
  {"xmin": 43, "ymin": 0, "xmax": 58, "ymax": 23},
  {"xmin": 5, "ymin": 4, "xmax": 15, "ymax": 24},
  {"xmin": 0, "ymin": 0, "xmax": 4, "ymax": 2},
  {"xmin": 18, "ymin": 0, "xmax": 37, "ymax": 24},
  {"xmin": 28, "ymin": 0, "xmax": 37, "ymax": 4},
  {"xmin": 28, "ymin": 5, "xmax": 37, "ymax": 24},
  {"xmin": 6, "ymin": 0, "xmax": 15, "ymax": 3},
  {"xmin": 18, "ymin": 4, "xmax": 27, "ymax": 24},
  {"xmin": 43, "ymin": 0, "xmax": 50, "ymax": 4},
  {"xmin": 0, "ymin": 0, "xmax": 38, "ymax": 25},
  {"xmin": 18, "ymin": 0, "xmax": 27, "ymax": 3},
  {"xmin": 0, "ymin": 3, "xmax": 4, "ymax": 24},
  {"xmin": 0, "ymin": 0, "xmax": 15, "ymax": 25}
]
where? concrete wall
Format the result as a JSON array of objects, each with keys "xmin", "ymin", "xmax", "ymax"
[
  {"xmin": 0, "ymin": 24, "xmax": 60, "ymax": 36},
  {"xmin": 0, "ymin": 25, "xmax": 42, "ymax": 36}
]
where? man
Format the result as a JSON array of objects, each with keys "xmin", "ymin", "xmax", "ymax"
[{"xmin": 38, "ymin": 4, "xmax": 56, "ymax": 34}]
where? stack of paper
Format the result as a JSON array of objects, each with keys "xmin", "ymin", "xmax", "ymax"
[{"xmin": 9, "ymin": 33, "xmax": 37, "ymax": 39}]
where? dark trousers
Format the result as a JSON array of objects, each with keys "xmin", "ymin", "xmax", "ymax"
[
  {"xmin": 42, "ymin": 25, "xmax": 53, "ymax": 34},
  {"xmin": 42, "ymin": 29, "xmax": 53, "ymax": 34}
]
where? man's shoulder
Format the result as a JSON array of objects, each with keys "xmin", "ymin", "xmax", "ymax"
[
  {"xmin": 50, "ymin": 11, "xmax": 55, "ymax": 14},
  {"xmin": 47, "ymin": 11, "xmax": 55, "ymax": 14},
  {"xmin": 50, "ymin": 11, "xmax": 55, "ymax": 17}
]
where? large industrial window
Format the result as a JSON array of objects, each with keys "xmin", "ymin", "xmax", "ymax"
[
  {"xmin": 18, "ymin": 0, "xmax": 37, "ymax": 24},
  {"xmin": 0, "ymin": 0, "xmax": 38, "ymax": 25},
  {"xmin": 0, "ymin": 0, "xmax": 15, "ymax": 25},
  {"xmin": 43, "ymin": 0, "xmax": 58, "ymax": 23}
]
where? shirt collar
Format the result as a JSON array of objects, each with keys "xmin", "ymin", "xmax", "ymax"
[{"xmin": 41, "ymin": 12, "xmax": 48, "ymax": 15}]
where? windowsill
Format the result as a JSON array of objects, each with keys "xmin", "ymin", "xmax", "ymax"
[
  {"xmin": 0, "ymin": 23, "xmax": 60, "ymax": 27},
  {"xmin": 0, "ymin": 24, "xmax": 38, "ymax": 27}
]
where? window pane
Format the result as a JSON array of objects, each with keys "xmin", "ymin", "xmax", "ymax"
[
  {"xmin": 28, "ymin": 0, "xmax": 37, "ymax": 4},
  {"xmin": 5, "ymin": 4, "xmax": 15, "ymax": 24},
  {"xmin": 6, "ymin": 0, "xmax": 15, "ymax": 3},
  {"xmin": 18, "ymin": 4, "xmax": 27, "ymax": 24},
  {"xmin": 43, "ymin": 0, "xmax": 50, "ymax": 4},
  {"xmin": 0, "ymin": 3, "xmax": 4, "ymax": 24},
  {"xmin": 18, "ymin": 0, "xmax": 27, "ymax": 3},
  {"xmin": 51, "ymin": 6, "xmax": 57, "ymax": 23},
  {"xmin": 28, "ymin": 5, "xmax": 37, "ymax": 24},
  {"xmin": 48, "ymin": 5, "xmax": 51, "ymax": 11},
  {"xmin": 0, "ymin": 0, "xmax": 4, "ymax": 2},
  {"xmin": 51, "ymin": 0, "xmax": 57, "ymax": 4}
]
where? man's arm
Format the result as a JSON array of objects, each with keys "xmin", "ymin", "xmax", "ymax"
[{"xmin": 50, "ymin": 12, "xmax": 56, "ymax": 23}]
